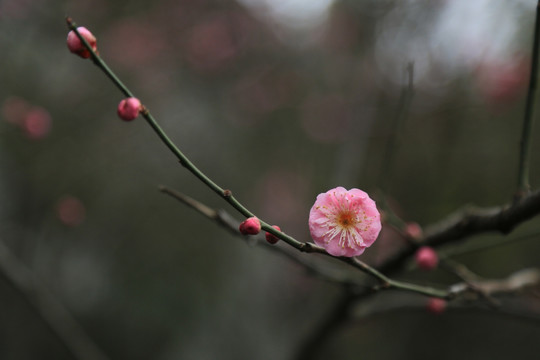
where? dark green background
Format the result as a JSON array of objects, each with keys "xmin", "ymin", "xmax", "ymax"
[{"xmin": 1, "ymin": 0, "xmax": 539, "ymax": 359}]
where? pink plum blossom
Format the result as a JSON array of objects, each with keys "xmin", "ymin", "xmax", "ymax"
[
  {"xmin": 309, "ymin": 187, "xmax": 381, "ymax": 257},
  {"xmin": 67, "ymin": 27, "xmax": 97, "ymax": 59},
  {"xmin": 117, "ymin": 97, "xmax": 141, "ymax": 121}
]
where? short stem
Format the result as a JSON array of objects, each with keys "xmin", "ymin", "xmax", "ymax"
[
  {"xmin": 347, "ymin": 258, "xmax": 449, "ymax": 299},
  {"xmin": 386, "ymin": 279, "xmax": 449, "ymax": 299}
]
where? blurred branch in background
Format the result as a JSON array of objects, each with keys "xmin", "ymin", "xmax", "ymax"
[
  {"xmin": 67, "ymin": 20, "xmax": 452, "ymax": 299},
  {"xmin": 448, "ymin": 267, "xmax": 540, "ymax": 299},
  {"xmin": 160, "ymin": 187, "xmax": 540, "ymax": 306},
  {"xmin": 377, "ymin": 62, "xmax": 415, "ymax": 195},
  {"xmin": 516, "ymin": 0, "xmax": 540, "ymax": 199},
  {"xmin": 380, "ymin": 189, "xmax": 540, "ymax": 275},
  {"xmin": 159, "ymin": 185, "xmax": 366, "ymax": 288},
  {"xmin": 0, "ymin": 240, "xmax": 109, "ymax": 360},
  {"xmin": 159, "ymin": 185, "xmax": 449, "ymax": 298},
  {"xmin": 2, "ymin": 0, "xmax": 540, "ymax": 359},
  {"xmin": 63, "ymin": 5, "xmax": 540, "ymax": 358}
]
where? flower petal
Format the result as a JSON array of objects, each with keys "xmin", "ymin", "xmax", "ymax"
[{"xmin": 308, "ymin": 187, "xmax": 381, "ymax": 257}]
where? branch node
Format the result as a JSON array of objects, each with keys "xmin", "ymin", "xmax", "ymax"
[{"xmin": 140, "ymin": 105, "xmax": 149, "ymax": 116}]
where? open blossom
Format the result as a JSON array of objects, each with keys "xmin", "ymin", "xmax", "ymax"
[{"xmin": 309, "ymin": 187, "xmax": 381, "ymax": 257}]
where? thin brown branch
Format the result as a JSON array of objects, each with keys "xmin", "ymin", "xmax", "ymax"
[
  {"xmin": 380, "ymin": 190, "xmax": 540, "ymax": 275},
  {"xmin": 440, "ymin": 257, "xmax": 500, "ymax": 308},
  {"xmin": 159, "ymin": 185, "xmax": 367, "ymax": 288},
  {"xmin": 159, "ymin": 185, "xmax": 450, "ymax": 298},
  {"xmin": 449, "ymin": 268, "xmax": 540, "ymax": 298}
]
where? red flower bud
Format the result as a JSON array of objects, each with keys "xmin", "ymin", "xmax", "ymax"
[
  {"xmin": 426, "ymin": 298, "xmax": 446, "ymax": 314},
  {"xmin": 265, "ymin": 225, "xmax": 281, "ymax": 244},
  {"xmin": 67, "ymin": 27, "xmax": 97, "ymax": 59},
  {"xmin": 415, "ymin": 246, "xmax": 439, "ymax": 271},
  {"xmin": 239, "ymin": 217, "xmax": 261, "ymax": 235},
  {"xmin": 404, "ymin": 222, "xmax": 423, "ymax": 240},
  {"xmin": 117, "ymin": 97, "xmax": 141, "ymax": 121}
]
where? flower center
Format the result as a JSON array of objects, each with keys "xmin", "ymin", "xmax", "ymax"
[{"xmin": 337, "ymin": 210, "xmax": 356, "ymax": 228}]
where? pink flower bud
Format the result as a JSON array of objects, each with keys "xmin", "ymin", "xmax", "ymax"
[
  {"xmin": 117, "ymin": 97, "xmax": 141, "ymax": 121},
  {"xmin": 265, "ymin": 225, "xmax": 281, "ymax": 244},
  {"xmin": 404, "ymin": 222, "xmax": 423, "ymax": 240},
  {"xmin": 415, "ymin": 246, "xmax": 439, "ymax": 271},
  {"xmin": 23, "ymin": 107, "xmax": 52, "ymax": 140},
  {"xmin": 239, "ymin": 217, "xmax": 261, "ymax": 235},
  {"xmin": 426, "ymin": 298, "xmax": 446, "ymax": 314},
  {"xmin": 56, "ymin": 196, "xmax": 86, "ymax": 227},
  {"xmin": 67, "ymin": 27, "xmax": 97, "ymax": 59}
]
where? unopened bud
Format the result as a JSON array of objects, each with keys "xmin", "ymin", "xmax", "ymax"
[
  {"xmin": 426, "ymin": 298, "xmax": 446, "ymax": 314},
  {"xmin": 239, "ymin": 217, "xmax": 261, "ymax": 235},
  {"xmin": 117, "ymin": 97, "xmax": 141, "ymax": 121},
  {"xmin": 415, "ymin": 246, "xmax": 439, "ymax": 271},
  {"xmin": 404, "ymin": 222, "xmax": 423, "ymax": 240},
  {"xmin": 265, "ymin": 225, "xmax": 281, "ymax": 244},
  {"xmin": 67, "ymin": 27, "xmax": 97, "ymax": 59}
]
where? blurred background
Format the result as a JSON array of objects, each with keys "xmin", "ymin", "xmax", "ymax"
[{"xmin": 1, "ymin": 0, "xmax": 540, "ymax": 359}]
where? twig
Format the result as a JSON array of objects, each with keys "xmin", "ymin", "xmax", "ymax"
[
  {"xmin": 378, "ymin": 62, "xmax": 414, "ymax": 193},
  {"xmin": 379, "ymin": 190, "xmax": 540, "ymax": 275},
  {"xmin": 297, "ymin": 268, "xmax": 540, "ymax": 358},
  {"xmin": 159, "ymin": 185, "xmax": 363, "ymax": 287},
  {"xmin": 159, "ymin": 185, "xmax": 450, "ymax": 298},
  {"xmin": 516, "ymin": 0, "xmax": 540, "ymax": 200},
  {"xmin": 67, "ymin": 19, "xmax": 453, "ymax": 300},
  {"xmin": 0, "ymin": 241, "xmax": 109, "ymax": 360},
  {"xmin": 439, "ymin": 257, "xmax": 500, "ymax": 308},
  {"xmin": 448, "ymin": 268, "xmax": 540, "ymax": 297},
  {"xmin": 66, "ymin": 17, "xmax": 314, "ymax": 254}
]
